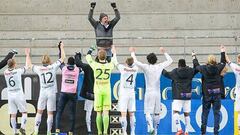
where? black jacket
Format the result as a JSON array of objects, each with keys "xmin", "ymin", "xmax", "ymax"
[
  {"xmin": 75, "ymin": 54, "xmax": 94, "ymax": 100},
  {"xmin": 193, "ymin": 52, "xmax": 226, "ymax": 98},
  {"xmin": 162, "ymin": 66, "xmax": 198, "ymax": 100},
  {"xmin": 88, "ymin": 8, "xmax": 120, "ymax": 48}
]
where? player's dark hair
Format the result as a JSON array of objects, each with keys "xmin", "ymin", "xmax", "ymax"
[
  {"xmin": 147, "ymin": 53, "xmax": 157, "ymax": 65},
  {"xmin": 126, "ymin": 57, "xmax": 134, "ymax": 66},
  {"xmin": 67, "ymin": 57, "xmax": 75, "ymax": 65},
  {"xmin": 178, "ymin": 59, "xmax": 186, "ymax": 67},
  {"xmin": 7, "ymin": 59, "xmax": 16, "ymax": 69}
]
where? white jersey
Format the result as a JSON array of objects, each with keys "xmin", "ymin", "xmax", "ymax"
[
  {"xmin": 131, "ymin": 52, "xmax": 173, "ymax": 93},
  {"xmin": 4, "ymin": 67, "xmax": 26, "ymax": 94},
  {"xmin": 117, "ymin": 64, "xmax": 138, "ymax": 93},
  {"xmin": 229, "ymin": 62, "xmax": 240, "ymax": 96},
  {"xmin": 32, "ymin": 60, "xmax": 61, "ymax": 93}
]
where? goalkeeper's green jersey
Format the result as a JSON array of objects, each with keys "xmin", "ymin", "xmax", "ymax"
[{"xmin": 86, "ymin": 54, "xmax": 115, "ymax": 94}]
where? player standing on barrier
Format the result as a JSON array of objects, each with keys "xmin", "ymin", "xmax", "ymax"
[
  {"xmin": 4, "ymin": 49, "xmax": 27, "ymax": 135},
  {"xmin": 75, "ymin": 52, "xmax": 95, "ymax": 135},
  {"xmin": 55, "ymin": 49, "xmax": 80, "ymax": 134},
  {"xmin": 112, "ymin": 47, "xmax": 138, "ymax": 135},
  {"xmin": 28, "ymin": 42, "xmax": 65, "ymax": 135},
  {"xmin": 193, "ymin": 45, "xmax": 226, "ymax": 135},
  {"xmin": 162, "ymin": 58, "xmax": 198, "ymax": 135},
  {"xmin": 225, "ymin": 50, "xmax": 240, "ymax": 133},
  {"xmin": 88, "ymin": 1, "xmax": 120, "ymax": 62},
  {"xmin": 86, "ymin": 45, "xmax": 116, "ymax": 135},
  {"xmin": 129, "ymin": 47, "xmax": 173, "ymax": 135}
]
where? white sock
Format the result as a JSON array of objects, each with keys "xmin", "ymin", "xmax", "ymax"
[
  {"xmin": 185, "ymin": 116, "xmax": 190, "ymax": 133},
  {"xmin": 34, "ymin": 113, "xmax": 42, "ymax": 133},
  {"xmin": 120, "ymin": 116, "xmax": 127, "ymax": 134},
  {"xmin": 21, "ymin": 113, "xmax": 27, "ymax": 129},
  {"xmin": 173, "ymin": 113, "xmax": 181, "ymax": 131},
  {"xmin": 130, "ymin": 115, "xmax": 136, "ymax": 135},
  {"xmin": 10, "ymin": 117, "xmax": 17, "ymax": 134},
  {"xmin": 47, "ymin": 115, "xmax": 53, "ymax": 133},
  {"xmin": 86, "ymin": 111, "xmax": 92, "ymax": 132},
  {"xmin": 145, "ymin": 114, "xmax": 153, "ymax": 132},
  {"xmin": 153, "ymin": 114, "xmax": 161, "ymax": 135}
]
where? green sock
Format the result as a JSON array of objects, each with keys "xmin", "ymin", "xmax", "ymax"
[
  {"xmin": 103, "ymin": 115, "xmax": 109, "ymax": 134},
  {"xmin": 96, "ymin": 114, "xmax": 103, "ymax": 135}
]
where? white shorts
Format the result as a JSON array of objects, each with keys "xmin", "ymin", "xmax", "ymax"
[
  {"xmin": 235, "ymin": 96, "xmax": 240, "ymax": 111},
  {"xmin": 144, "ymin": 92, "xmax": 161, "ymax": 114},
  {"xmin": 172, "ymin": 100, "xmax": 191, "ymax": 113},
  {"xmin": 8, "ymin": 93, "xmax": 27, "ymax": 114},
  {"xmin": 118, "ymin": 92, "xmax": 136, "ymax": 112},
  {"xmin": 84, "ymin": 99, "xmax": 94, "ymax": 112},
  {"xmin": 37, "ymin": 92, "xmax": 56, "ymax": 111}
]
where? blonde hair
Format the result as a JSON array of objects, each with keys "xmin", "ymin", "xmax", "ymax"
[
  {"xmin": 7, "ymin": 59, "xmax": 16, "ymax": 69},
  {"xmin": 41, "ymin": 55, "xmax": 51, "ymax": 65},
  {"xmin": 125, "ymin": 57, "xmax": 134, "ymax": 66},
  {"xmin": 98, "ymin": 49, "xmax": 107, "ymax": 61},
  {"xmin": 207, "ymin": 55, "xmax": 217, "ymax": 65}
]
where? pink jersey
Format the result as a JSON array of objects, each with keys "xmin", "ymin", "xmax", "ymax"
[{"xmin": 61, "ymin": 66, "xmax": 80, "ymax": 93}]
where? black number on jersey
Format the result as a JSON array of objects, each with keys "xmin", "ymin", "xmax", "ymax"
[
  {"xmin": 126, "ymin": 74, "xmax": 134, "ymax": 85},
  {"xmin": 41, "ymin": 72, "xmax": 54, "ymax": 84},
  {"xmin": 96, "ymin": 68, "xmax": 110, "ymax": 80},
  {"xmin": 9, "ymin": 76, "xmax": 16, "ymax": 87}
]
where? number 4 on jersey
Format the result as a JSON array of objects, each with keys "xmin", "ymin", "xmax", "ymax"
[{"xmin": 126, "ymin": 74, "xmax": 134, "ymax": 85}]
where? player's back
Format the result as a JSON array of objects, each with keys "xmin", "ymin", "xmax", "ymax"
[
  {"xmin": 119, "ymin": 64, "xmax": 138, "ymax": 92},
  {"xmin": 61, "ymin": 65, "xmax": 80, "ymax": 93},
  {"xmin": 143, "ymin": 64, "xmax": 164, "ymax": 92},
  {"xmin": 4, "ymin": 68, "xmax": 25, "ymax": 93},
  {"xmin": 32, "ymin": 61, "xmax": 61, "ymax": 93}
]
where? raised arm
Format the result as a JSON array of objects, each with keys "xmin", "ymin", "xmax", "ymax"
[
  {"xmin": 111, "ymin": 45, "xmax": 119, "ymax": 66},
  {"xmin": 129, "ymin": 47, "xmax": 148, "ymax": 70},
  {"xmin": 58, "ymin": 41, "xmax": 66, "ymax": 63},
  {"xmin": 192, "ymin": 51, "xmax": 203, "ymax": 72},
  {"xmin": 75, "ymin": 52, "xmax": 88, "ymax": 69},
  {"xmin": 220, "ymin": 45, "xmax": 226, "ymax": 63},
  {"xmin": 88, "ymin": 2, "xmax": 98, "ymax": 28},
  {"xmin": 25, "ymin": 48, "xmax": 32, "ymax": 69},
  {"xmin": 109, "ymin": 3, "xmax": 120, "ymax": 28},
  {"xmin": 158, "ymin": 47, "xmax": 173, "ymax": 68},
  {"xmin": 0, "ymin": 50, "xmax": 16, "ymax": 69}
]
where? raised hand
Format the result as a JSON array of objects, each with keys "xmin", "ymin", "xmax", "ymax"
[
  {"xmin": 160, "ymin": 47, "xmax": 165, "ymax": 53},
  {"xmin": 220, "ymin": 45, "xmax": 226, "ymax": 52},
  {"xmin": 129, "ymin": 47, "xmax": 136, "ymax": 53},
  {"xmin": 25, "ymin": 48, "xmax": 30, "ymax": 56},
  {"xmin": 111, "ymin": 2, "xmax": 116, "ymax": 8},
  {"xmin": 90, "ymin": 2, "xmax": 96, "ymax": 9}
]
